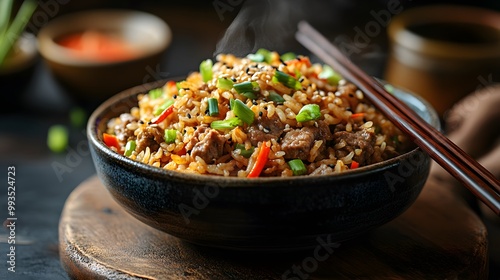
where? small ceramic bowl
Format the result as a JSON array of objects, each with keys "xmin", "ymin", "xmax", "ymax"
[
  {"xmin": 37, "ymin": 9, "xmax": 172, "ymax": 105},
  {"xmin": 88, "ymin": 80, "xmax": 439, "ymax": 251}
]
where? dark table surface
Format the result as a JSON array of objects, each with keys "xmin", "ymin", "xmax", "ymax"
[{"xmin": 1, "ymin": 1, "xmax": 499, "ymax": 279}]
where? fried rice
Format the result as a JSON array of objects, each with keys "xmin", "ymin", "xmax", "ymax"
[{"xmin": 104, "ymin": 50, "xmax": 410, "ymax": 177}]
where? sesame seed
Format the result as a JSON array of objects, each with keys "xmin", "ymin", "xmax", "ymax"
[
  {"xmin": 187, "ymin": 113, "xmax": 191, "ymax": 119},
  {"xmin": 263, "ymin": 127, "xmax": 270, "ymax": 133},
  {"xmin": 259, "ymin": 111, "xmax": 263, "ymax": 117}
]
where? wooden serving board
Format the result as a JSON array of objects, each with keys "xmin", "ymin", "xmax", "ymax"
[{"xmin": 59, "ymin": 176, "xmax": 488, "ymax": 279}]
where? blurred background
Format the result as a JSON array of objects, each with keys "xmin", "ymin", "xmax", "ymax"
[{"xmin": 0, "ymin": 0, "xmax": 499, "ymax": 279}]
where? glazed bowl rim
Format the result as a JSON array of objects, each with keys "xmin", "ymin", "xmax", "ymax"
[
  {"xmin": 37, "ymin": 9, "xmax": 172, "ymax": 67},
  {"xmin": 88, "ymin": 79, "xmax": 439, "ymax": 187}
]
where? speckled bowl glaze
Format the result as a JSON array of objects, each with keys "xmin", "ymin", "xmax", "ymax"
[{"xmin": 88, "ymin": 79, "xmax": 440, "ymax": 251}]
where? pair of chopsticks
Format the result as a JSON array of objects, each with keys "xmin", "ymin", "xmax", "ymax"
[{"xmin": 296, "ymin": 21, "xmax": 500, "ymax": 215}]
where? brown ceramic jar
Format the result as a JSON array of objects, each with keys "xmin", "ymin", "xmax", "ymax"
[{"xmin": 384, "ymin": 5, "xmax": 500, "ymax": 117}]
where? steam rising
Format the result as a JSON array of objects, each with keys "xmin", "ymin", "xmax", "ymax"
[{"xmin": 215, "ymin": 0, "xmax": 306, "ymax": 56}]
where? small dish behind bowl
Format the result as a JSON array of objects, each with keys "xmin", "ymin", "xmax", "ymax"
[
  {"xmin": 88, "ymin": 79, "xmax": 439, "ymax": 251},
  {"xmin": 37, "ymin": 9, "xmax": 171, "ymax": 105}
]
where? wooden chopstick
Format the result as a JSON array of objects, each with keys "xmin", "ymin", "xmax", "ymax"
[{"xmin": 296, "ymin": 21, "xmax": 500, "ymax": 215}]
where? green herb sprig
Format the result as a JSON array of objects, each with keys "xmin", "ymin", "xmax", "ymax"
[{"xmin": 0, "ymin": 0, "xmax": 37, "ymax": 65}]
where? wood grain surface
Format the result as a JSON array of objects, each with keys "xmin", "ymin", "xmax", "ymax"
[{"xmin": 59, "ymin": 176, "xmax": 488, "ymax": 279}]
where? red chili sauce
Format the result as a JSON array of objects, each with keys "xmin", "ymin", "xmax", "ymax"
[{"xmin": 57, "ymin": 30, "xmax": 139, "ymax": 62}]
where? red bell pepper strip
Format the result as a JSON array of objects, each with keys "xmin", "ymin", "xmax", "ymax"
[
  {"xmin": 165, "ymin": 80, "xmax": 177, "ymax": 95},
  {"xmin": 351, "ymin": 160, "xmax": 360, "ymax": 169},
  {"xmin": 103, "ymin": 133, "xmax": 121, "ymax": 152},
  {"xmin": 247, "ymin": 141, "xmax": 271, "ymax": 178},
  {"xmin": 150, "ymin": 104, "xmax": 174, "ymax": 124},
  {"xmin": 177, "ymin": 146, "xmax": 187, "ymax": 156},
  {"xmin": 350, "ymin": 113, "xmax": 365, "ymax": 119}
]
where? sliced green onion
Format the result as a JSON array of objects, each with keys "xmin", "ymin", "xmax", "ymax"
[
  {"xmin": 247, "ymin": 48, "xmax": 274, "ymax": 63},
  {"xmin": 199, "ymin": 59, "xmax": 213, "ymax": 82},
  {"xmin": 229, "ymin": 98, "xmax": 235, "ymax": 110},
  {"xmin": 280, "ymin": 52, "xmax": 296, "ymax": 62},
  {"xmin": 234, "ymin": 81, "xmax": 260, "ymax": 100},
  {"xmin": 69, "ymin": 107, "xmax": 87, "ymax": 128},
  {"xmin": 176, "ymin": 81, "xmax": 183, "ymax": 90},
  {"xmin": 216, "ymin": 77, "xmax": 234, "ymax": 90},
  {"xmin": 154, "ymin": 100, "xmax": 174, "ymax": 116},
  {"xmin": 288, "ymin": 159, "xmax": 307, "ymax": 176},
  {"xmin": 211, "ymin": 117, "xmax": 243, "ymax": 130},
  {"xmin": 268, "ymin": 91, "xmax": 285, "ymax": 104},
  {"xmin": 247, "ymin": 53, "xmax": 265, "ymax": 62},
  {"xmin": 296, "ymin": 104, "xmax": 321, "ymax": 122},
  {"xmin": 235, "ymin": 143, "xmax": 254, "ymax": 158},
  {"xmin": 318, "ymin": 65, "xmax": 343, "ymax": 85},
  {"xmin": 124, "ymin": 140, "xmax": 136, "ymax": 156},
  {"xmin": 273, "ymin": 70, "xmax": 302, "ymax": 90},
  {"xmin": 241, "ymin": 92, "xmax": 258, "ymax": 100},
  {"xmin": 233, "ymin": 81, "xmax": 260, "ymax": 94},
  {"xmin": 208, "ymin": 98, "xmax": 219, "ymax": 116},
  {"xmin": 47, "ymin": 125, "xmax": 68, "ymax": 153},
  {"xmin": 232, "ymin": 99, "xmax": 255, "ymax": 125},
  {"xmin": 148, "ymin": 88, "xmax": 163, "ymax": 99},
  {"xmin": 164, "ymin": 129, "xmax": 177, "ymax": 144}
]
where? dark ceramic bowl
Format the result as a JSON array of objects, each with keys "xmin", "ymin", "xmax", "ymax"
[{"xmin": 88, "ymin": 79, "xmax": 440, "ymax": 251}]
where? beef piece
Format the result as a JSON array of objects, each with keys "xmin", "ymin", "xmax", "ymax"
[
  {"xmin": 114, "ymin": 113, "xmax": 138, "ymax": 145},
  {"xmin": 136, "ymin": 125, "xmax": 165, "ymax": 153},
  {"xmin": 247, "ymin": 113, "xmax": 286, "ymax": 146},
  {"xmin": 185, "ymin": 125, "xmax": 208, "ymax": 152},
  {"xmin": 191, "ymin": 128, "xmax": 226, "ymax": 163},
  {"xmin": 281, "ymin": 129, "xmax": 313, "ymax": 160},
  {"xmin": 333, "ymin": 130, "xmax": 375, "ymax": 165},
  {"xmin": 281, "ymin": 121, "xmax": 332, "ymax": 161}
]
